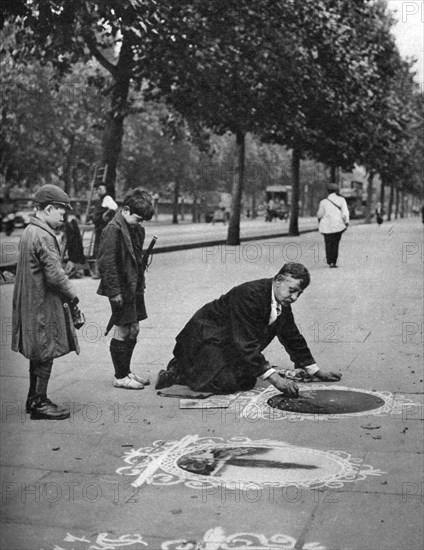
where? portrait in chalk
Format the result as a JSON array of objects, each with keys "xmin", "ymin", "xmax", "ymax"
[{"xmin": 117, "ymin": 436, "xmax": 386, "ymax": 491}]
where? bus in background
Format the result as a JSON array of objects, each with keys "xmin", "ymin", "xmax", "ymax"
[
  {"xmin": 339, "ymin": 180, "xmax": 366, "ymax": 219},
  {"xmin": 264, "ymin": 185, "xmax": 291, "ymax": 221}
]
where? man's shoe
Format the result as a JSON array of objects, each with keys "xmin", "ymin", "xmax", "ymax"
[
  {"xmin": 155, "ymin": 369, "xmax": 175, "ymax": 390},
  {"xmin": 113, "ymin": 376, "xmax": 144, "ymax": 390},
  {"xmin": 128, "ymin": 372, "xmax": 150, "ymax": 385},
  {"xmin": 30, "ymin": 398, "xmax": 70, "ymax": 420}
]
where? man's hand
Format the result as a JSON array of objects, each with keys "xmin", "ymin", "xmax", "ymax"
[
  {"xmin": 313, "ymin": 370, "xmax": 342, "ymax": 382},
  {"xmin": 268, "ymin": 372, "xmax": 299, "ymax": 397},
  {"xmin": 110, "ymin": 293, "xmax": 123, "ymax": 307}
]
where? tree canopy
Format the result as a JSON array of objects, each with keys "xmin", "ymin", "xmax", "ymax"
[{"xmin": 1, "ymin": 0, "xmax": 422, "ymax": 225}]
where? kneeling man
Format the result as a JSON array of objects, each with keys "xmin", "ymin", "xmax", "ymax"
[{"xmin": 156, "ymin": 262, "xmax": 341, "ymax": 395}]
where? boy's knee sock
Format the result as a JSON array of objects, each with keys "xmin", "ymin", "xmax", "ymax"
[
  {"xmin": 110, "ymin": 339, "xmax": 130, "ymax": 379},
  {"xmin": 125, "ymin": 340, "xmax": 137, "ymax": 372}
]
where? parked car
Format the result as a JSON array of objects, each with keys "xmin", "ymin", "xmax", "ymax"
[
  {"xmin": 13, "ymin": 210, "xmax": 34, "ymax": 228},
  {"xmin": 2, "ymin": 210, "xmax": 34, "ymax": 234}
]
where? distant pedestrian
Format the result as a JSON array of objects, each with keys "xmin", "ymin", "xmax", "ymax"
[
  {"xmin": 12, "ymin": 185, "xmax": 82, "ymax": 420},
  {"xmin": 62, "ymin": 216, "xmax": 86, "ymax": 279},
  {"xmin": 97, "ymin": 187, "xmax": 155, "ymax": 389},
  {"xmin": 212, "ymin": 206, "xmax": 226, "ymax": 225},
  {"xmin": 90, "ymin": 183, "xmax": 118, "ymax": 278},
  {"xmin": 265, "ymin": 199, "xmax": 275, "ymax": 222},
  {"xmin": 375, "ymin": 203, "xmax": 384, "ymax": 226},
  {"xmin": 317, "ymin": 184, "xmax": 350, "ymax": 268},
  {"xmin": 152, "ymin": 192, "xmax": 160, "ymax": 221},
  {"xmin": 156, "ymin": 262, "xmax": 341, "ymax": 395}
]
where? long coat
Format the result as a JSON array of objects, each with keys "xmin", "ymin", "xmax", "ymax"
[
  {"xmin": 12, "ymin": 217, "xmax": 79, "ymax": 362},
  {"xmin": 173, "ymin": 278, "xmax": 315, "ymax": 390},
  {"xmin": 96, "ymin": 211, "xmax": 147, "ymax": 324}
]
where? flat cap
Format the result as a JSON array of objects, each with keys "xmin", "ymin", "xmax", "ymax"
[{"xmin": 33, "ymin": 185, "xmax": 72, "ymax": 209}]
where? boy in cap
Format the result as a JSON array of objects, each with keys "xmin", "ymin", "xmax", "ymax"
[
  {"xmin": 97, "ymin": 187, "xmax": 154, "ymax": 389},
  {"xmin": 12, "ymin": 184, "xmax": 82, "ymax": 420}
]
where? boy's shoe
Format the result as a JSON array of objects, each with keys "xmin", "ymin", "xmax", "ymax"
[
  {"xmin": 128, "ymin": 372, "xmax": 150, "ymax": 385},
  {"xmin": 30, "ymin": 398, "xmax": 70, "ymax": 420},
  {"xmin": 113, "ymin": 376, "xmax": 144, "ymax": 390}
]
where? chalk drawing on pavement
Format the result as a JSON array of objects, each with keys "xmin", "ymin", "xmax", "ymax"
[
  {"xmin": 41, "ymin": 532, "xmax": 147, "ymax": 550},
  {"xmin": 161, "ymin": 526, "xmax": 326, "ymax": 550},
  {"xmin": 117, "ymin": 435, "xmax": 385, "ymax": 491},
  {"xmin": 42, "ymin": 527, "xmax": 326, "ymax": 550},
  {"xmin": 238, "ymin": 384, "xmax": 419, "ymax": 421}
]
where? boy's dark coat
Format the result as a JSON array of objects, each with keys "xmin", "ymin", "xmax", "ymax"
[{"xmin": 97, "ymin": 211, "xmax": 147, "ymax": 323}]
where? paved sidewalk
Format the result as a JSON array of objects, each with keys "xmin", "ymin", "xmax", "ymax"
[{"xmin": 0, "ymin": 217, "xmax": 423, "ymax": 550}]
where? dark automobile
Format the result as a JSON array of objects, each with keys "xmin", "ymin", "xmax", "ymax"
[
  {"xmin": 12, "ymin": 210, "xmax": 34, "ymax": 228},
  {"xmin": 2, "ymin": 210, "xmax": 34, "ymax": 234}
]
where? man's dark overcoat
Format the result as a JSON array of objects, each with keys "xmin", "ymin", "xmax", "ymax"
[
  {"xmin": 96, "ymin": 211, "xmax": 147, "ymax": 325},
  {"xmin": 173, "ymin": 278, "xmax": 315, "ymax": 390}
]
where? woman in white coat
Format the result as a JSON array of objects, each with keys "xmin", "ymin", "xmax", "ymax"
[{"xmin": 317, "ymin": 184, "xmax": 350, "ymax": 268}]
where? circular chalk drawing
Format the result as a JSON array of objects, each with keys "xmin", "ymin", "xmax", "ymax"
[
  {"xmin": 176, "ymin": 443, "xmax": 348, "ymax": 486},
  {"xmin": 117, "ymin": 436, "xmax": 386, "ymax": 491},
  {"xmin": 237, "ymin": 384, "xmax": 419, "ymax": 421},
  {"xmin": 267, "ymin": 389, "xmax": 385, "ymax": 415}
]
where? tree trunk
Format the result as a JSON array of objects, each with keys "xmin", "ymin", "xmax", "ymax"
[
  {"xmin": 227, "ymin": 131, "xmax": 245, "ymax": 245},
  {"xmin": 365, "ymin": 171, "xmax": 374, "ymax": 224},
  {"xmin": 288, "ymin": 148, "xmax": 301, "ymax": 236},
  {"xmin": 180, "ymin": 198, "xmax": 185, "ymax": 221},
  {"xmin": 2, "ymin": 165, "xmax": 11, "ymax": 200},
  {"xmin": 330, "ymin": 165, "xmax": 338, "ymax": 183},
  {"xmin": 251, "ymin": 193, "xmax": 257, "ymax": 219},
  {"xmin": 395, "ymin": 188, "xmax": 400, "ymax": 219},
  {"xmin": 63, "ymin": 135, "xmax": 75, "ymax": 196},
  {"xmin": 192, "ymin": 193, "xmax": 198, "ymax": 223},
  {"xmin": 387, "ymin": 179, "xmax": 395, "ymax": 221},
  {"xmin": 172, "ymin": 179, "xmax": 180, "ymax": 224},
  {"xmin": 400, "ymin": 188, "xmax": 405, "ymax": 218},
  {"xmin": 380, "ymin": 178, "xmax": 385, "ymax": 214},
  {"xmin": 101, "ymin": 34, "xmax": 133, "ymax": 198}
]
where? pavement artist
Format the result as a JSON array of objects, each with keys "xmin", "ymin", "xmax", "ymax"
[
  {"xmin": 156, "ymin": 262, "xmax": 341, "ymax": 395},
  {"xmin": 12, "ymin": 185, "xmax": 82, "ymax": 420},
  {"xmin": 97, "ymin": 187, "xmax": 154, "ymax": 390}
]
